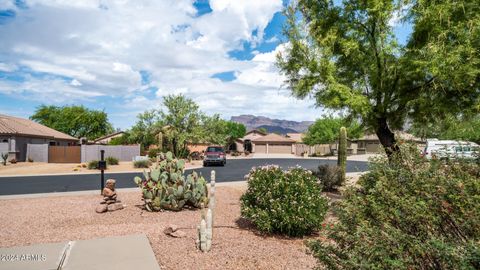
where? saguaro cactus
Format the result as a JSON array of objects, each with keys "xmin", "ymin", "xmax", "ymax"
[
  {"xmin": 197, "ymin": 170, "xmax": 215, "ymax": 252},
  {"xmin": 337, "ymin": 127, "xmax": 347, "ymax": 185},
  {"xmin": 157, "ymin": 132, "xmax": 163, "ymax": 152}
]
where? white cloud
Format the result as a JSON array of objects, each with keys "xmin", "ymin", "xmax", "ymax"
[
  {"xmin": 389, "ymin": 3, "xmax": 413, "ymax": 27},
  {"xmin": 0, "ymin": 0, "xmax": 321, "ymax": 128},
  {"xmin": 70, "ymin": 79, "xmax": 82, "ymax": 86},
  {"xmin": 0, "ymin": 62, "xmax": 17, "ymax": 72}
]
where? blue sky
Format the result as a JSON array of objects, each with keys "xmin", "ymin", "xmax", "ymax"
[{"xmin": 0, "ymin": 0, "xmax": 411, "ymax": 130}]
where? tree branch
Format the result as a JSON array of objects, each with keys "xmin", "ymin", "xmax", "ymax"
[{"xmin": 407, "ymin": 76, "xmax": 436, "ymax": 93}]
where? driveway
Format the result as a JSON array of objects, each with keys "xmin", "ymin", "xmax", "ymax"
[{"xmin": 0, "ymin": 158, "xmax": 368, "ymax": 196}]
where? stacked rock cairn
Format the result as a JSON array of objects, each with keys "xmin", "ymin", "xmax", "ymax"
[
  {"xmin": 95, "ymin": 179, "xmax": 125, "ymax": 213},
  {"xmin": 197, "ymin": 170, "xmax": 215, "ymax": 252}
]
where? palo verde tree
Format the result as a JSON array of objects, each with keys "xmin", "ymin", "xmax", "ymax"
[{"xmin": 277, "ymin": 0, "xmax": 480, "ymax": 155}]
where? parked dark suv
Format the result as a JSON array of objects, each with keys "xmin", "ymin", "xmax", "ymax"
[{"xmin": 203, "ymin": 146, "xmax": 226, "ymax": 166}]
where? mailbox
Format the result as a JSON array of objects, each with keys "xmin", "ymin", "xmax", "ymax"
[{"xmin": 98, "ymin": 160, "xmax": 107, "ymax": 170}]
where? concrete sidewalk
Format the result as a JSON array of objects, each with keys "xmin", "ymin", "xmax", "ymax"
[{"xmin": 0, "ymin": 234, "xmax": 160, "ymax": 270}]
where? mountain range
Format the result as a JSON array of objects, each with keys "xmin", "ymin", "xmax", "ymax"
[{"xmin": 230, "ymin": 115, "xmax": 313, "ymax": 134}]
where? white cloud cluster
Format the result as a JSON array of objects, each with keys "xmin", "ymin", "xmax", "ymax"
[{"xmin": 0, "ymin": 0, "xmax": 320, "ymax": 128}]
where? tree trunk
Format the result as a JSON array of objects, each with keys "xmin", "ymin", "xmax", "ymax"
[{"xmin": 375, "ymin": 117, "xmax": 400, "ymax": 157}]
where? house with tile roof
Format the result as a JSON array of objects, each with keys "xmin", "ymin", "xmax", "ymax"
[
  {"xmin": 353, "ymin": 131, "xmax": 424, "ymax": 153},
  {"xmin": 0, "ymin": 114, "xmax": 78, "ymax": 161},
  {"xmin": 93, "ymin": 131, "xmax": 125, "ymax": 145},
  {"xmin": 252, "ymin": 133, "xmax": 296, "ymax": 154}
]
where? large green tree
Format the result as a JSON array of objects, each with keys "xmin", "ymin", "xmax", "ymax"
[
  {"xmin": 198, "ymin": 114, "xmax": 228, "ymax": 146},
  {"xmin": 159, "ymin": 94, "xmax": 203, "ymax": 157},
  {"xmin": 303, "ymin": 117, "xmax": 363, "ymax": 145},
  {"xmin": 277, "ymin": 0, "xmax": 480, "ymax": 155},
  {"xmin": 30, "ymin": 105, "xmax": 114, "ymax": 140},
  {"xmin": 123, "ymin": 95, "xmax": 243, "ymax": 155}
]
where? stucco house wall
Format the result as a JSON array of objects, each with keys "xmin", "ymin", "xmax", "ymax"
[{"xmin": 0, "ymin": 114, "xmax": 79, "ymax": 161}]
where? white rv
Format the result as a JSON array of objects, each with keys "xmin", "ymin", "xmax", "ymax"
[{"xmin": 423, "ymin": 139, "xmax": 479, "ymax": 160}]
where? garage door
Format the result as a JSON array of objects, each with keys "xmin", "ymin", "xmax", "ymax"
[
  {"xmin": 366, "ymin": 143, "xmax": 380, "ymax": 153},
  {"xmin": 254, "ymin": 144, "xmax": 267, "ymax": 153},
  {"xmin": 269, "ymin": 144, "xmax": 292, "ymax": 154}
]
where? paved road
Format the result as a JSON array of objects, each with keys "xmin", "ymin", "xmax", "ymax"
[{"xmin": 0, "ymin": 159, "xmax": 368, "ymax": 195}]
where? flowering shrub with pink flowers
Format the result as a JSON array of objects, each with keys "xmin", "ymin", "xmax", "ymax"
[{"xmin": 240, "ymin": 165, "xmax": 328, "ymax": 236}]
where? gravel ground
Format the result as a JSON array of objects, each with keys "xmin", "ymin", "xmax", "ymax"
[{"xmin": 0, "ymin": 185, "xmax": 317, "ymax": 270}]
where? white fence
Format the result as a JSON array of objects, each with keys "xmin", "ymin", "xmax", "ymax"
[
  {"xmin": 26, "ymin": 144, "xmax": 49, "ymax": 162},
  {"xmin": 295, "ymin": 143, "xmax": 332, "ymax": 156},
  {"xmin": 81, "ymin": 145, "xmax": 140, "ymax": 163},
  {"xmin": 23, "ymin": 144, "xmax": 140, "ymax": 163}
]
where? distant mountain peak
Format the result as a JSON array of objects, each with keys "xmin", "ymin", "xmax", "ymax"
[{"xmin": 231, "ymin": 115, "xmax": 313, "ymax": 134}]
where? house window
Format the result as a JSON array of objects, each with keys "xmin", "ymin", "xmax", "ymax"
[
  {"xmin": 1, "ymin": 139, "xmax": 7, "ymax": 143},
  {"xmin": 49, "ymin": 141, "xmax": 56, "ymax": 146}
]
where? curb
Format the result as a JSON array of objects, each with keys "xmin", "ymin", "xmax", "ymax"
[
  {"xmin": 0, "ymin": 172, "xmax": 367, "ymax": 200},
  {"xmin": 0, "ymin": 165, "xmax": 204, "ymax": 178}
]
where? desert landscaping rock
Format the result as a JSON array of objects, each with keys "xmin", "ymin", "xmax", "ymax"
[
  {"xmin": 163, "ymin": 225, "xmax": 186, "ymax": 238},
  {"xmin": 163, "ymin": 225, "xmax": 179, "ymax": 235},
  {"xmin": 0, "ymin": 186, "xmax": 316, "ymax": 269},
  {"xmin": 95, "ymin": 204, "xmax": 108, "ymax": 213},
  {"xmin": 107, "ymin": 202, "xmax": 124, "ymax": 211},
  {"xmin": 169, "ymin": 230, "xmax": 187, "ymax": 238}
]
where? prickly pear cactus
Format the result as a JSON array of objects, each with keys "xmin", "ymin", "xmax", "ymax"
[{"xmin": 133, "ymin": 151, "xmax": 208, "ymax": 212}]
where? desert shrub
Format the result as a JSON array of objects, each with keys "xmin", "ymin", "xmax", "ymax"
[
  {"xmin": 27, "ymin": 156, "xmax": 34, "ymax": 162},
  {"xmin": 231, "ymin": 151, "xmax": 241, "ymax": 156},
  {"xmin": 105, "ymin": 156, "xmax": 119, "ymax": 165},
  {"xmin": 133, "ymin": 159, "xmax": 151, "ymax": 168},
  {"xmin": 9, "ymin": 158, "xmax": 17, "ymax": 164},
  {"xmin": 244, "ymin": 150, "xmax": 250, "ymax": 156},
  {"xmin": 308, "ymin": 144, "xmax": 480, "ymax": 269},
  {"xmin": 314, "ymin": 164, "xmax": 343, "ymax": 191},
  {"xmin": 189, "ymin": 151, "xmax": 202, "ymax": 160},
  {"xmin": 87, "ymin": 160, "xmax": 99, "ymax": 170},
  {"xmin": 148, "ymin": 148, "xmax": 161, "ymax": 159},
  {"xmin": 241, "ymin": 166, "xmax": 328, "ymax": 237}
]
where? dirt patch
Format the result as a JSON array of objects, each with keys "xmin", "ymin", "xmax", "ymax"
[{"xmin": 0, "ymin": 186, "xmax": 317, "ymax": 270}]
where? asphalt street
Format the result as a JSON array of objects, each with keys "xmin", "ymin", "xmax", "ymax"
[{"xmin": 0, "ymin": 158, "xmax": 368, "ymax": 195}]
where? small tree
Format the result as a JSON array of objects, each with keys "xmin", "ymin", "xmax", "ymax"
[
  {"xmin": 303, "ymin": 117, "xmax": 362, "ymax": 154},
  {"xmin": 225, "ymin": 121, "xmax": 246, "ymax": 151}
]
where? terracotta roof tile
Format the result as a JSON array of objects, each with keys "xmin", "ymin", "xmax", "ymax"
[
  {"xmin": 252, "ymin": 133, "xmax": 296, "ymax": 143},
  {"xmin": 0, "ymin": 114, "xmax": 78, "ymax": 141},
  {"xmin": 286, "ymin": 133, "xmax": 304, "ymax": 143}
]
